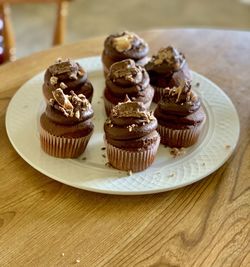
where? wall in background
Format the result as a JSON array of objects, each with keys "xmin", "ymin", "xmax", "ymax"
[{"xmin": 11, "ymin": 0, "xmax": 250, "ymax": 58}]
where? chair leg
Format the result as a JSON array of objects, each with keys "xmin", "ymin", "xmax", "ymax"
[
  {"xmin": 0, "ymin": 3, "xmax": 15, "ymax": 62},
  {"xmin": 53, "ymin": 0, "xmax": 69, "ymax": 46}
]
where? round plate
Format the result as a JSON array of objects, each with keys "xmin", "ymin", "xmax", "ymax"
[{"xmin": 5, "ymin": 56, "xmax": 240, "ymax": 195}]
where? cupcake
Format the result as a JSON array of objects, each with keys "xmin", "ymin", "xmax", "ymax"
[
  {"xmin": 145, "ymin": 46, "xmax": 191, "ymax": 103},
  {"xmin": 102, "ymin": 31, "xmax": 149, "ymax": 77},
  {"xmin": 43, "ymin": 58, "xmax": 94, "ymax": 103},
  {"xmin": 104, "ymin": 59, "xmax": 154, "ymax": 115},
  {"xmin": 154, "ymin": 79, "xmax": 206, "ymax": 148},
  {"xmin": 40, "ymin": 88, "xmax": 94, "ymax": 158},
  {"xmin": 104, "ymin": 98, "xmax": 160, "ymax": 172}
]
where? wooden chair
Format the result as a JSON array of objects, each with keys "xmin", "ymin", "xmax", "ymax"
[{"xmin": 0, "ymin": 0, "xmax": 71, "ymax": 62}]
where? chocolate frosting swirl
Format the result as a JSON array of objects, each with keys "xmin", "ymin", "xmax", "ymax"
[
  {"xmin": 104, "ymin": 99, "xmax": 159, "ymax": 149},
  {"xmin": 103, "ymin": 31, "xmax": 149, "ymax": 60},
  {"xmin": 154, "ymin": 80, "xmax": 205, "ymax": 127},
  {"xmin": 104, "ymin": 59, "xmax": 153, "ymax": 105},
  {"xmin": 40, "ymin": 89, "xmax": 94, "ymax": 138},
  {"xmin": 43, "ymin": 58, "xmax": 93, "ymax": 102},
  {"xmin": 145, "ymin": 46, "xmax": 191, "ymax": 88}
]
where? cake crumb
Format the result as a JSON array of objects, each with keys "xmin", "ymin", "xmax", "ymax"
[
  {"xmin": 170, "ymin": 147, "xmax": 186, "ymax": 157},
  {"xmin": 196, "ymin": 82, "xmax": 200, "ymax": 87},
  {"xmin": 168, "ymin": 172, "xmax": 175, "ymax": 177},
  {"xmin": 82, "ymin": 157, "xmax": 87, "ymax": 161},
  {"xmin": 101, "ymin": 147, "xmax": 106, "ymax": 150},
  {"xmin": 225, "ymin": 145, "xmax": 231, "ymax": 149},
  {"xmin": 102, "ymin": 154, "xmax": 106, "ymax": 158},
  {"xmin": 105, "ymin": 162, "xmax": 112, "ymax": 167},
  {"xmin": 97, "ymin": 101, "xmax": 101, "ymax": 104},
  {"xmin": 61, "ymin": 253, "xmax": 65, "ymax": 257},
  {"xmin": 202, "ymin": 162, "xmax": 206, "ymax": 166},
  {"xmin": 128, "ymin": 170, "xmax": 133, "ymax": 176}
]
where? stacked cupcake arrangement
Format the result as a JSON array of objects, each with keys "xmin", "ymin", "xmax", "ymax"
[{"xmin": 39, "ymin": 31, "xmax": 206, "ymax": 173}]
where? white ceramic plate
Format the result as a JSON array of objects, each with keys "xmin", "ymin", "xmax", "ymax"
[{"xmin": 5, "ymin": 56, "xmax": 240, "ymax": 195}]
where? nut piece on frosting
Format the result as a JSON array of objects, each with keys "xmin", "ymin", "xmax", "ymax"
[
  {"xmin": 50, "ymin": 88, "xmax": 91, "ymax": 118},
  {"xmin": 112, "ymin": 31, "xmax": 142, "ymax": 52}
]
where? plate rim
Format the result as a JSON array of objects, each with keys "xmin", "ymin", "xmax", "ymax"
[{"xmin": 5, "ymin": 56, "xmax": 240, "ymax": 195}]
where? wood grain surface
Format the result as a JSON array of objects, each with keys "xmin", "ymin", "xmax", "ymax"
[{"xmin": 0, "ymin": 29, "xmax": 249, "ymax": 267}]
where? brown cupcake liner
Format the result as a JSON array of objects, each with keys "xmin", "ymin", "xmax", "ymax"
[
  {"xmin": 104, "ymin": 96, "xmax": 153, "ymax": 116},
  {"xmin": 157, "ymin": 123, "xmax": 204, "ymax": 148},
  {"xmin": 105, "ymin": 136, "xmax": 160, "ymax": 172},
  {"xmin": 40, "ymin": 127, "xmax": 93, "ymax": 158},
  {"xmin": 153, "ymin": 86, "xmax": 166, "ymax": 103}
]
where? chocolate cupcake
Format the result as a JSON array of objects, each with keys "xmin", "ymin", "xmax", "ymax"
[
  {"xmin": 102, "ymin": 31, "xmax": 149, "ymax": 77},
  {"xmin": 40, "ymin": 89, "xmax": 94, "ymax": 158},
  {"xmin": 145, "ymin": 46, "xmax": 191, "ymax": 103},
  {"xmin": 104, "ymin": 59, "xmax": 154, "ymax": 115},
  {"xmin": 154, "ymin": 80, "xmax": 206, "ymax": 148},
  {"xmin": 43, "ymin": 58, "xmax": 94, "ymax": 103},
  {"xmin": 104, "ymin": 98, "xmax": 160, "ymax": 172}
]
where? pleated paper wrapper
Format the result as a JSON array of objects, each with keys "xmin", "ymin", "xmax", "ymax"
[
  {"xmin": 106, "ymin": 137, "xmax": 160, "ymax": 172},
  {"xmin": 40, "ymin": 128, "xmax": 92, "ymax": 158},
  {"xmin": 157, "ymin": 123, "xmax": 204, "ymax": 148}
]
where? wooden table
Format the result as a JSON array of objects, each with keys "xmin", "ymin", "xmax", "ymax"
[{"xmin": 0, "ymin": 29, "xmax": 249, "ymax": 266}]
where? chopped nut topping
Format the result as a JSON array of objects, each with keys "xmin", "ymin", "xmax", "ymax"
[
  {"xmin": 128, "ymin": 125, "xmax": 133, "ymax": 132},
  {"xmin": 50, "ymin": 89, "xmax": 91, "ymax": 118},
  {"xmin": 75, "ymin": 110, "xmax": 80, "ymax": 119},
  {"xmin": 52, "ymin": 89, "xmax": 73, "ymax": 114},
  {"xmin": 50, "ymin": 76, "xmax": 58, "ymax": 85},
  {"xmin": 112, "ymin": 33, "xmax": 134, "ymax": 52},
  {"xmin": 101, "ymin": 147, "xmax": 106, "ymax": 150},
  {"xmin": 60, "ymin": 82, "xmax": 68, "ymax": 89},
  {"xmin": 225, "ymin": 145, "xmax": 231, "ymax": 149},
  {"xmin": 69, "ymin": 73, "xmax": 78, "ymax": 80}
]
